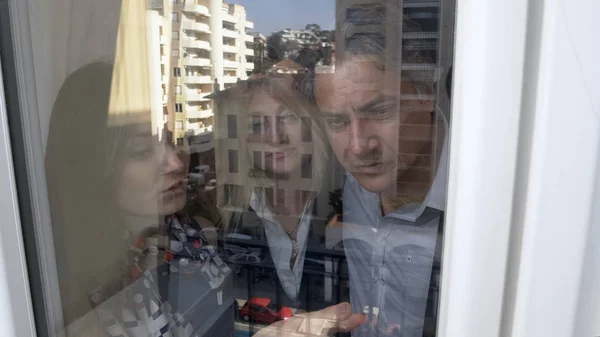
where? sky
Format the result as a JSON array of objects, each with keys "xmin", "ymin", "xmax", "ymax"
[{"xmin": 231, "ymin": 0, "xmax": 336, "ymax": 36}]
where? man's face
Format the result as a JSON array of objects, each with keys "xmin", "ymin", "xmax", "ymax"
[{"xmin": 315, "ymin": 58, "xmax": 434, "ymax": 194}]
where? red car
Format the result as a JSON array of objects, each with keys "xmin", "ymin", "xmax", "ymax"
[{"xmin": 240, "ymin": 297, "xmax": 293, "ymax": 324}]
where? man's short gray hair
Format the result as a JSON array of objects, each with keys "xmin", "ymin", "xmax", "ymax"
[{"xmin": 339, "ymin": 4, "xmax": 437, "ymax": 93}]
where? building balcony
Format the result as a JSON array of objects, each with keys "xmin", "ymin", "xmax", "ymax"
[
  {"xmin": 245, "ymin": 62, "xmax": 254, "ymax": 70},
  {"xmin": 186, "ymin": 107, "xmax": 214, "ymax": 119},
  {"xmin": 223, "ymin": 45, "xmax": 238, "ymax": 53},
  {"xmin": 185, "ymin": 91, "xmax": 211, "ymax": 101},
  {"xmin": 186, "ymin": 123, "xmax": 214, "ymax": 136},
  {"xmin": 223, "ymin": 14, "xmax": 237, "ymax": 23},
  {"xmin": 244, "ymin": 34, "xmax": 254, "ymax": 43},
  {"xmin": 223, "ymin": 60, "xmax": 238, "ymax": 68},
  {"xmin": 182, "ymin": 3, "xmax": 211, "ymax": 16},
  {"xmin": 184, "ymin": 74, "xmax": 212, "ymax": 84},
  {"xmin": 223, "ymin": 75, "xmax": 238, "ymax": 84},
  {"xmin": 181, "ymin": 39, "xmax": 211, "ymax": 50},
  {"xmin": 181, "ymin": 20, "xmax": 211, "ymax": 33},
  {"xmin": 245, "ymin": 21, "xmax": 254, "ymax": 29},
  {"xmin": 245, "ymin": 48, "xmax": 254, "ymax": 56},
  {"xmin": 182, "ymin": 57, "xmax": 211, "ymax": 67},
  {"xmin": 222, "ymin": 28, "xmax": 239, "ymax": 39},
  {"xmin": 147, "ymin": 0, "xmax": 163, "ymax": 10}
]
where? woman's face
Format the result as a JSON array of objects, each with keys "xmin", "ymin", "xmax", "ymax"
[
  {"xmin": 246, "ymin": 88, "xmax": 303, "ymax": 176},
  {"xmin": 113, "ymin": 126, "xmax": 189, "ymax": 217}
]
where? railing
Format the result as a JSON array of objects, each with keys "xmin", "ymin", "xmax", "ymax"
[
  {"xmin": 222, "ymin": 28, "xmax": 239, "ymax": 38},
  {"xmin": 182, "ymin": 2, "xmax": 210, "ymax": 16},
  {"xmin": 223, "ymin": 75, "xmax": 238, "ymax": 83},
  {"xmin": 185, "ymin": 91, "xmax": 211, "ymax": 101},
  {"xmin": 223, "ymin": 60, "xmax": 238, "ymax": 68},
  {"xmin": 223, "ymin": 45, "xmax": 238, "ymax": 53},
  {"xmin": 184, "ymin": 74, "xmax": 212, "ymax": 84},
  {"xmin": 181, "ymin": 39, "xmax": 212, "ymax": 50},
  {"xmin": 182, "ymin": 20, "xmax": 211, "ymax": 33},
  {"xmin": 186, "ymin": 108, "xmax": 213, "ymax": 119},
  {"xmin": 182, "ymin": 56, "xmax": 211, "ymax": 67},
  {"xmin": 223, "ymin": 13, "xmax": 237, "ymax": 23}
]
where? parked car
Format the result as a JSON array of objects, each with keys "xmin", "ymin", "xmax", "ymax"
[
  {"xmin": 228, "ymin": 250, "xmax": 265, "ymax": 274},
  {"xmin": 188, "ymin": 164, "xmax": 210, "ymax": 185},
  {"xmin": 223, "ymin": 233, "xmax": 253, "ymax": 256},
  {"xmin": 240, "ymin": 297, "xmax": 293, "ymax": 324}
]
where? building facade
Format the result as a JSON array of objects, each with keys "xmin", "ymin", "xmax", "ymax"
[{"xmin": 167, "ymin": 0, "xmax": 255, "ymax": 142}]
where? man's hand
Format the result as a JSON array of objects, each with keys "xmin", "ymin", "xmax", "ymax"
[{"xmin": 254, "ymin": 302, "xmax": 366, "ymax": 337}]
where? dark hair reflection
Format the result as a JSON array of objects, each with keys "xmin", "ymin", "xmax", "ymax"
[{"xmin": 45, "ymin": 61, "xmax": 227, "ymax": 333}]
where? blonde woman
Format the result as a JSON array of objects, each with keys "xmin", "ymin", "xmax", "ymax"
[{"xmin": 217, "ymin": 66, "xmax": 330, "ymax": 312}]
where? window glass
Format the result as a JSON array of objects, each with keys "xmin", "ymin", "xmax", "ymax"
[{"xmin": 14, "ymin": 1, "xmax": 455, "ymax": 337}]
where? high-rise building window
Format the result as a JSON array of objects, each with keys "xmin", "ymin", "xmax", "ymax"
[
  {"xmin": 228, "ymin": 150, "xmax": 239, "ymax": 173},
  {"xmin": 301, "ymin": 117, "xmax": 312, "ymax": 142},
  {"xmin": 171, "ymin": 12, "xmax": 179, "ymax": 22},
  {"xmin": 170, "ymin": 0, "xmax": 179, "ymax": 4},
  {"xmin": 176, "ymin": 120, "xmax": 184, "ymax": 130},
  {"xmin": 172, "ymin": 49, "xmax": 180, "ymax": 58},
  {"xmin": 265, "ymin": 188, "xmax": 274, "ymax": 207},
  {"xmin": 276, "ymin": 189, "xmax": 285, "ymax": 210},
  {"xmin": 172, "ymin": 30, "xmax": 179, "ymax": 40},
  {"xmin": 173, "ymin": 67, "xmax": 181, "ymax": 77},
  {"xmin": 227, "ymin": 115, "xmax": 237, "ymax": 139},
  {"xmin": 301, "ymin": 154, "xmax": 312, "ymax": 178},
  {"xmin": 175, "ymin": 103, "xmax": 183, "ymax": 113},
  {"xmin": 174, "ymin": 85, "xmax": 182, "ymax": 95},
  {"xmin": 253, "ymin": 151, "xmax": 262, "ymax": 170}
]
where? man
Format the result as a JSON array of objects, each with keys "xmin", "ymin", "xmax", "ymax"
[{"xmin": 311, "ymin": 16, "xmax": 450, "ymax": 337}]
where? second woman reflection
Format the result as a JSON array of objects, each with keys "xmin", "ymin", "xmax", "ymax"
[{"xmin": 221, "ymin": 69, "xmax": 329, "ymax": 310}]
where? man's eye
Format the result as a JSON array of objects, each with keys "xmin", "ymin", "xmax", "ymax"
[
  {"xmin": 326, "ymin": 117, "xmax": 348, "ymax": 131},
  {"xmin": 370, "ymin": 106, "xmax": 395, "ymax": 119}
]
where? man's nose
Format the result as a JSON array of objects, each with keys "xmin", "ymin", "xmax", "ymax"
[{"xmin": 349, "ymin": 118, "xmax": 379, "ymax": 157}]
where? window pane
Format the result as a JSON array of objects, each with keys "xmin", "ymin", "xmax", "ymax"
[
  {"xmin": 228, "ymin": 149, "xmax": 238, "ymax": 173},
  {"xmin": 227, "ymin": 115, "xmax": 237, "ymax": 139},
  {"xmin": 13, "ymin": 1, "xmax": 455, "ymax": 337}
]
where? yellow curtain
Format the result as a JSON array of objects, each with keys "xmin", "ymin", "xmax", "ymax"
[{"xmin": 108, "ymin": 0, "xmax": 152, "ymax": 127}]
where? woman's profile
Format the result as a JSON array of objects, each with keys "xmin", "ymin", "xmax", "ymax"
[{"xmin": 45, "ymin": 61, "xmax": 233, "ymax": 337}]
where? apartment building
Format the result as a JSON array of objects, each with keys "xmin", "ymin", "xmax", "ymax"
[
  {"xmin": 168, "ymin": 0, "xmax": 255, "ymax": 143},
  {"xmin": 148, "ymin": 0, "xmax": 174, "ymax": 138}
]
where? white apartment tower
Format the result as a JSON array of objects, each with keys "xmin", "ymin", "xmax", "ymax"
[{"xmin": 169, "ymin": 0, "xmax": 255, "ymax": 142}]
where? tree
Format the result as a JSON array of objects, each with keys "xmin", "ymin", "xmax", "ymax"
[
  {"xmin": 305, "ymin": 23, "xmax": 322, "ymax": 36},
  {"xmin": 266, "ymin": 31, "xmax": 300, "ymax": 61}
]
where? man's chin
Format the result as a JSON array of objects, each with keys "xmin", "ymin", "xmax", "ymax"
[{"xmin": 351, "ymin": 172, "xmax": 394, "ymax": 194}]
